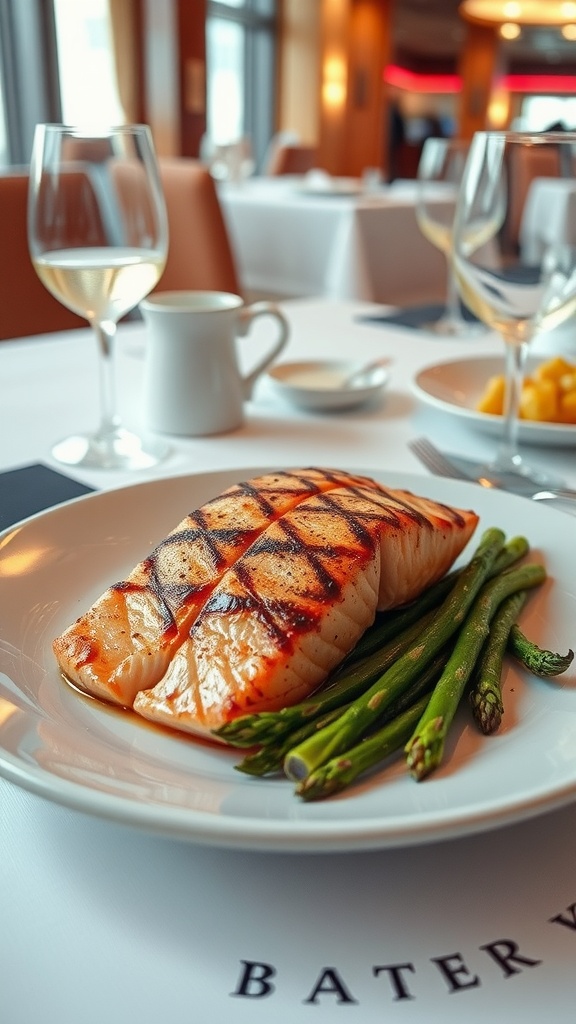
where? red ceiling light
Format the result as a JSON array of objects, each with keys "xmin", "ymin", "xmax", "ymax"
[
  {"xmin": 384, "ymin": 65, "xmax": 463, "ymax": 94},
  {"xmin": 384, "ymin": 64, "xmax": 576, "ymax": 94}
]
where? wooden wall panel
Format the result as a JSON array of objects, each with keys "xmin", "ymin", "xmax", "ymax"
[
  {"xmin": 278, "ymin": 0, "xmax": 322, "ymax": 145},
  {"xmin": 176, "ymin": 0, "xmax": 207, "ymax": 156},
  {"xmin": 316, "ymin": 0, "xmax": 393, "ymax": 177},
  {"xmin": 458, "ymin": 23, "xmax": 501, "ymax": 140},
  {"xmin": 139, "ymin": 0, "xmax": 207, "ymax": 158},
  {"xmin": 344, "ymin": 0, "xmax": 392, "ymax": 176}
]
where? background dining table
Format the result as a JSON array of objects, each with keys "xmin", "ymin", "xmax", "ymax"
[
  {"xmin": 218, "ymin": 176, "xmax": 450, "ymax": 306},
  {"xmin": 2, "ymin": 297, "xmax": 576, "ymax": 1024}
]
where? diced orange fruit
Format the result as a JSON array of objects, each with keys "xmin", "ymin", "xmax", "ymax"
[
  {"xmin": 476, "ymin": 375, "xmax": 506, "ymax": 415},
  {"xmin": 534, "ymin": 355, "xmax": 575, "ymax": 382},
  {"xmin": 475, "ymin": 355, "xmax": 576, "ymax": 424},
  {"xmin": 559, "ymin": 389, "xmax": 576, "ymax": 424},
  {"xmin": 519, "ymin": 377, "xmax": 558, "ymax": 421}
]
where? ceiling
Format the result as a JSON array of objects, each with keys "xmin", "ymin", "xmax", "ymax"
[{"xmin": 392, "ymin": 0, "xmax": 576, "ymax": 75}]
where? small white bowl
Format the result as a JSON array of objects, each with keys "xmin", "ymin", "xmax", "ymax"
[{"xmin": 265, "ymin": 359, "xmax": 390, "ymax": 412}]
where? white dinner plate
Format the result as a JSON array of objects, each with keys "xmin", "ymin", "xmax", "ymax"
[
  {"xmin": 265, "ymin": 359, "xmax": 390, "ymax": 411},
  {"xmin": 413, "ymin": 355, "xmax": 576, "ymax": 447},
  {"xmin": 0, "ymin": 467, "xmax": 575, "ymax": 852}
]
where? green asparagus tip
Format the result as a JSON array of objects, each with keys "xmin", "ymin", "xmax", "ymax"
[
  {"xmin": 234, "ymin": 752, "xmax": 280, "ymax": 776},
  {"xmin": 508, "ymin": 624, "xmax": 574, "ymax": 678},
  {"xmin": 296, "ymin": 758, "xmax": 353, "ymax": 802},
  {"xmin": 405, "ymin": 716, "xmax": 446, "ymax": 781},
  {"xmin": 213, "ymin": 711, "xmax": 289, "ymax": 748},
  {"xmin": 470, "ymin": 688, "xmax": 503, "ymax": 735}
]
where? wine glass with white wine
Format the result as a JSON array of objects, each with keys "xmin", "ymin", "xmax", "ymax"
[
  {"xmin": 28, "ymin": 123, "xmax": 169, "ymax": 469},
  {"xmin": 416, "ymin": 136, "xmax": 485, "ymax": 336},
  {"xmin": 453, "ymin": 131, "xmax": 576, "ymax": 484}
]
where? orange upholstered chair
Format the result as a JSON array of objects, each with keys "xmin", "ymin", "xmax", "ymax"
[
  {"xmin": 265, "ymin": 144, "xmax": 318, "ymax": 176},
  {"xmin": 156, "ymin": 158, "xmax": 241, "ymax": 295},
  {"xmin": 0, "ymin": 172, "xmax": 87, "ymax": 340}
]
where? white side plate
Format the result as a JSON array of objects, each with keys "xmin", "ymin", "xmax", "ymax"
[{"xmin": 413, "ymin": 355, "xmax": 576, "ymax": 447}]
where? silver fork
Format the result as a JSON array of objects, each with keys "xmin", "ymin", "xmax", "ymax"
[{"xmin": 408, "ymin": 436, "xmax": 576, "ymax": 507}]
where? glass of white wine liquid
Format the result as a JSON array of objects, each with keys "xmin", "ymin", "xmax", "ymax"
[
  {"xmin": 28, "ymin": 123, "xmax": 169, "ymax": 469},
  {"xmin": 453, "ymin": 130, "xmax": 576, "ymax": 484},
  {"xmin": 416, "ymin": 136, "xmax": 484, "ymax": 337}
]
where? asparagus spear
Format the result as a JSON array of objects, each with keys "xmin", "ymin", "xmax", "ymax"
[
  {"xmin": 214, "ymin": 534, "xmax": 529, "ymax": 751},
  {"xmin": 236, "ymin": 701, "xmax": 355, "ymax": 777},
  {"xmin": 283, "ymin": 527, "xmax": 507, "ymax": 782},
  {"xmin": 237, "ymin": 648, "xmax": 449, "ymax": 776},
  {"xmin": 469, "ymin": 590, "xmax": 528, "ymax": 735},
  {"xmin": 405, "ymin": 563, "xmax": 546, "ymax": 781},
  {"xmin": 508, "ymin": 624, "xmax": 574, "ymax": 678},
  {"xmin": 340, "ymin": 569, "xmax": 459, "ymax": 666},
  {"xmin": 215, "ymin": 607, "xmax": 439, "ymax": 749},
  {"xmin": 216, "ymin": 530, "xmax": 526, "ymax": 751},
  {"xmin": 296, "ymin": 694, "xmax": 432, "ymax": 802},
  {"xmin": 342, "ymin": 535, "xmax": 529, "ymax": 667}
]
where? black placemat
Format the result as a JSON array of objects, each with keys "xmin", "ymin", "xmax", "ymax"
[
  {"xmin": 357, "ymin": 302, "xmax": 479, "ymax": 330},
  {"xmin": 0, "ymin": 463, "xmax": 95, "ymax": 531}
]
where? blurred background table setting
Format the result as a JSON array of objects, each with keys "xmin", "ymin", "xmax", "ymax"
[{"xmin": 217, "ymin": 170, "xmax": 450, "ymax": 308}]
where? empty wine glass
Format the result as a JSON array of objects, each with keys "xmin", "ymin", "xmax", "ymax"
[
  {"xmin": 416, "ymin": 136, "xmax": 484, "ymax": 336},
  {"xmin": 453, "ymin": 130, "xmax": 576, "ymax": 484},
  {"xmin": 28, "ymin": 123, "xmax": 169, "ymax": 469}
]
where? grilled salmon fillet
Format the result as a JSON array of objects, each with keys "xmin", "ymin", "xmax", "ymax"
[
  {"xmin": 52, "ymin": 468, "xmax": 385, "ymax": 705},
  {"xmin": 133, "ymin": 484, "xmax": 478, "ymax": 738}
]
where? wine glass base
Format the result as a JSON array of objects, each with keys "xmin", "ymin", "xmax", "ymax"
[
  {"xmin": 51, "ymin": 428, "xmax": 171, "ymax": 471},
  {"xmin": 421, "ymin": 316, "xmax": 486, "ymax": 338}
]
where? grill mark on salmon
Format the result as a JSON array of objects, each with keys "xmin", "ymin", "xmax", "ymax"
[
  {"xmin": 133, "ymin": 484, "xmax": 479, "ymax": 737},
  {"xmin": 52, "ymin": 467, "xmax": 386, "ymax": 705}
]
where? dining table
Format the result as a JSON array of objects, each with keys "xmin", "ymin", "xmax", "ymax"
[
  {"xmin": 218, "ymin": 175, "xmax": 449, "ymax": 306},
  {"xmin": 2, "ymin": 297, "xmax": 576, "ymax": 1024}
]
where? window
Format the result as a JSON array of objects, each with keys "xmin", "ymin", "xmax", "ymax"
[
  {"xmin": 0, "ymin": 0, "xmax": 123, "ymax": 168},
  {"xmin": 53, "ymin": 0, "xmax": 124, "ymax": 126},
  {"xmin": 0, "ymin": 1, "xmax": 278, "ymax": 170},
  {"xmin": 518, "ymin": 95, "xmax": 576, "ymax": 131},
  {"xmin": 206, "ymin": 0, "xmax": 277, "ymax": 172},
  {"xmin": 0, "ymin": 0, "xmax": 61, "ymax": 167}
]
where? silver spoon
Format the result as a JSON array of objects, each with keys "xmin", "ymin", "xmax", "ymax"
[{"xmin": 341, "ymin": 358, "xmax": 391, "ymax": 389}]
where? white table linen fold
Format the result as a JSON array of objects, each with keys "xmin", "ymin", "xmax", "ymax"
[{"xmin": 219, "ymin": 177, "xmax": 448, "ymax": 306}]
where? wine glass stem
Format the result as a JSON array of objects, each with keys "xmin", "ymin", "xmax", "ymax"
[
  {"xmin": 93, "ymin": 320, "xmax": 121, "ymax": 438},
  {"xmin": 445, "ymin": 253, "xmax": 463, "ymax": 325},
  {"xmin": 498, "ymin": 340, "xmax": 528, "ymax": 470}
]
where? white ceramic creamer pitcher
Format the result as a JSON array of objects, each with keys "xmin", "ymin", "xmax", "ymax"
[{"xmin": 141, "ymin": 290, "xmax": 289, "ymax": 435}]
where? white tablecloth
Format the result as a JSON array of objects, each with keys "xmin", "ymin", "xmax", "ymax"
[
  {"xmin": 219, "ymin": 177, "xmax": 448, "ymax": 306},
  {"xmin": 1, "ymin": 299, "xmax": 576, "ymax": 1024}
]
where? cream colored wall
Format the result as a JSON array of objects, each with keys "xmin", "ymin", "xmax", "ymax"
[{"xmin": 278, "ymin": 0, "xmax": 322, "ymax": 144}]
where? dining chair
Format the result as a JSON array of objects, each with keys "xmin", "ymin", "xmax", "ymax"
[
  {"xmin": 264, "ymin": 143, "xmax": 318, "ymax": 176},
  {"xmin": 156, "ymin": 158, "xmax": 242, "ymax": 295},
  {"xmin": 0, "ymin": 172, "xmax": 88, "ymax": 340}
]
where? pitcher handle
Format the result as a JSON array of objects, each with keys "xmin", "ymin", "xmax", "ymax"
[{"xmin": 238, "ymin": 301, "xmax": 289, "ymax": 398}]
